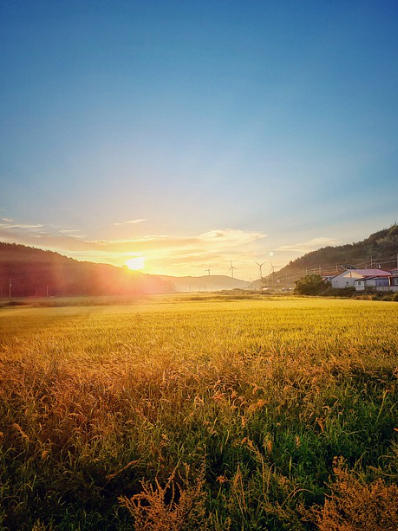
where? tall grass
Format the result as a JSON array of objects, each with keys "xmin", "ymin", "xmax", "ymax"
[{"xmin": 0, "ymin": 295, "xmax": 397, "ymax": 529}]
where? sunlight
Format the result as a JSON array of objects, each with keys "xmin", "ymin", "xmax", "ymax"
[{"xmin": 125, "ymin": 256, "xmax": 145, "ymax": 271}]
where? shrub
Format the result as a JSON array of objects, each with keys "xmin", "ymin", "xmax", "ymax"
[
  {"xmin": 306, "ymin": 457, "xmax": 398, "ymax": 531},
  {"xmin": 118, "ymin": 464, "xmax": 209, "ymax": 531},
  {"xmin": 294, "ymin": 275, "xmax": 329, "ymax": 295}
]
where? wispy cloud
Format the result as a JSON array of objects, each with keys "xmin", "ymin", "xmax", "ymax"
[
  {"xmin": 277, "ymin": 237, "xmax": 340, "ymax": 254},
  {"xmin": 113, "ymin": 219, "xmax": 147, "ymax": 226},
  {"xmin": 0, "ymin": 222, "xmax": 43, "ymax": 230}
]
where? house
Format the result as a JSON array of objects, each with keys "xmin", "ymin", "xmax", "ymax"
[
  {"xmin": 390, "ymin": 275, "xmax": 398, "ymax": 292},
  {"xmin": 354, "ymin": 276, "xmax": 390, "ymax": 292},
  {"xmin": 331, "ymin": 269, "xmax": 391, "ymax": 289}
]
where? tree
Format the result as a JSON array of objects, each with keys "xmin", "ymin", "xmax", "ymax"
[{"xmin": 294, "ymin": 274, "xmax": 328, "ymax": 295}]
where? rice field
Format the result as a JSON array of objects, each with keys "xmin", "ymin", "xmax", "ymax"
[{"xmin": 1, "ymin": 294, "xmax": 397, "ymax": 530}]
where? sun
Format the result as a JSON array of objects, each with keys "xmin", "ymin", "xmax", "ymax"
[{"xmin": 125, "ymin": 256, "xmax": 146, "ymax": 271}]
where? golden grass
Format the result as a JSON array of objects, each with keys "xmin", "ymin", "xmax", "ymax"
[{"xmin": 0, "ymin": 295, "xmax": 397, "ymax": 529}]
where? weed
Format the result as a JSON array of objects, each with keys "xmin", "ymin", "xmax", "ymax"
[
  {"xmin": 305, "ymin": 457, "xmax": 398, "ymax": 530},
  {"xmin": 119, "ymin": 463, "xmax": 208, "ymax": 531}
]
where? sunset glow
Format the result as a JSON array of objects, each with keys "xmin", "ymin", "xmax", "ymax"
[{"xmin": 125, "ymin": 256, "xmax": 145, "ymax": 271}]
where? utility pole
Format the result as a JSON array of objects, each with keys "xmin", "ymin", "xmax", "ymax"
[{"xmin": 8, "ymin": 277, "xmax": 12, "ymax": 299}]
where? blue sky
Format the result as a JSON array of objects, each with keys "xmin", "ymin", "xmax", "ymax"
[{"xmin": 1, "ymin": 0, "xmax": 398, "ymax": 279}]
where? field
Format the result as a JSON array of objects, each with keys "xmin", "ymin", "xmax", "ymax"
[{"xmin": 1, "ymin": 294, "xmax": 398, "ymax": 530}]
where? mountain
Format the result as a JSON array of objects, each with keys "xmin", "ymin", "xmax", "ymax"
[
  {"xmin": 156, "ymin": 274, "xmax": 250, "ymax": 292},
  {"xmin": 0, "ymin": 242, "xmax": 173, "ymax": 297},
  {"xmin": 271, "ymin": 224, "xmax": 398, "ymax": 287}
]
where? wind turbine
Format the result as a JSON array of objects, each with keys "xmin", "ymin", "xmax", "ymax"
[
  {"xmin": 255, "ymin": 261, "xmax": 266, "ymax": 279},
  {"xmin": 205, "ymin": 265, "xmax": 211, "ymax": 276},
  {"xmin": 269, "ymin": 260, "xmax": 275, "ymax": 286},
  {"xmin": 229, "ymin": 261, "xmax": 237, "ymax": 279}
]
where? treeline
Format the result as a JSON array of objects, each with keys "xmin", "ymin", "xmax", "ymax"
[{"xmin": 0, "ymin": 243, "xmax": 173, "ymax": 297}]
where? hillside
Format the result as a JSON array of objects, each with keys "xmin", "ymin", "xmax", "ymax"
[
  {"xmin": 0, "ymin": 242, "xmax": 173, "ymax": 297},
  {"xmin": 272, "ymin": 224, "xmax": 398, "ymax": 287}
]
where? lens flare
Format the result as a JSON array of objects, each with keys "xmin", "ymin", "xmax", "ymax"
[{"xmin": 125, "ymin": 256, "xmax": 145, "ymax": 271}]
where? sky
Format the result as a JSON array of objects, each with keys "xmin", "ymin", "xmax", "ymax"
[{"xmin": 1, "ymin": 0, "xmax": 398, "ymax": 280}]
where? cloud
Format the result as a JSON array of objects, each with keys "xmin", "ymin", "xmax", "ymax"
[
  {"xmin": 277, "ymin": 237, "xmax": 340, "ymax": 254},
  {"xmin": 199, "ymin": 229, "xmax": 266, "ymax": 244},
  {"xmin": 113, "ymin": 219, "xmax": 146, "ymax": 226},
  {"xmin": 0, "ymin": 222, "xmax": 43, "ymax": 230}
]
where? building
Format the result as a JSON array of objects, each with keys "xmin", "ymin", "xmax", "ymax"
[
  {"xmin": 321, "ymin": 272, "xmax": 338, "ymax": 283},
  {"xmin": 331, "ymin": 269, "xmax": 391, "ymax": 289},
  {"xmin": 354, "ymin": 276, "xmax": 390, "ymax": 292},
  {"xmin": 389, "ymin": 274, "xmax": 398, "ymax": 292}
]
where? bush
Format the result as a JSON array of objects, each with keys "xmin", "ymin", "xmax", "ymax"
[
  {"xmin": 294, "ymin": 274, "xmax": 329, "ymax": 295},
  {"xmin": 306, "ymin": 457, "xmax": 398, "ymax": 531}
]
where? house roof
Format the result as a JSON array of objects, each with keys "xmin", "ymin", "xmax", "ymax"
[
  {"xmin": 337, "ymin": 269, "xmax": 391, "ymax": 279},
  {"xmin": 321, "ymin": 272, "xmax": 338, "ymax": 278},
  {"xmin": 354, "ymin": 276, "xmax": 390, "ymax": 282}
]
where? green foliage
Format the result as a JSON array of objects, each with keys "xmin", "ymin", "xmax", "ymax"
[{"xmin": 294, "ymin": 274, "xmax": 329, "ymax": 295}]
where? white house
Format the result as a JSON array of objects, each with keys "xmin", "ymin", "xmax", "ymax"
[
  {"xmin": 353, "ymin": 278, "xmax": 365, "ymax": 291},
  {"xmin": 331, "ymin": 269, "xmax": 391, "ymax": 289}
]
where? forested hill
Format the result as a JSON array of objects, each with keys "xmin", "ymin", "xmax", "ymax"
[
  {"xmin": 0, "ymin": 242, "xmax": 173, "ymax": 297},
  {"xmin": 275, "ymin": 224, "xmax": 398, "ymax": 283}
]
